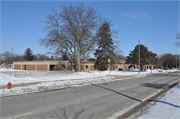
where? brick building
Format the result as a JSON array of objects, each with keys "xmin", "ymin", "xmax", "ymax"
[{"xmin": 13, "ymin": 59, "xmax": 130, "ymax": 71}]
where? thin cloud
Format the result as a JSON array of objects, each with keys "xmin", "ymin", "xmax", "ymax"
[{"xmin": 122, "ymin": 11, "xmax": 150, "ymax": 18}]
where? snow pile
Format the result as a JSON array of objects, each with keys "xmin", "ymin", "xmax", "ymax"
[
  {"xmin": 93, "ymin": 69, "xmax": 169, "ymax": 76},
  {"xmin": 0, "ymin": 69, "xmax": 166, "ymax": 87},
  {"xmin": 128, "ymin": 83, "xmax": 180, "ymax": 119},
  {"xmin": 0, "ymin": 69, "xmax": 179, "ymax": 97},
  {"xmin": 0, "ymin": 72, "xmax": 105, "ymax": 86},
  {"xmin": 0, "ymin": 68, "xmax": 15, "ymax": 71},
  {"xmin": 0, "ymin": 76, "xmax": 116, "ymax": 97}
]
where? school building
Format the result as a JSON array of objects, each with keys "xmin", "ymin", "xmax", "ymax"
[
  {"xmin": 13, "ymin": 59, "xmax": 156, "ymax": 71},
  {"xmin": 13, "ymin": 59, "xmax": 131, "ymax": 71}
]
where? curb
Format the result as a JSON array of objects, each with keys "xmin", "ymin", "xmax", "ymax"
[{"xmin": 115, "ymin": 80, "xmax": 180, "ymax": 119}]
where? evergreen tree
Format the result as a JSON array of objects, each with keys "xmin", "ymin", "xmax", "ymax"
[
  {"xmin": 51, "ymin": 55, "xmax": 54, "ymax": 60},
  {"xmin": 126, "ymin": 44, "xmax": 157, "ymax": 69},
  {"xmin": 24, "ymin": 48, "xmax": 34, "ymax": 61},
  {"xmin": 146, "ymin": 51, "xmax": 158, "ymax": 66},
  {"xmin": 62, "ymin": 50, "xmax": 69, "ymax": 60},
  {"xmin": 94, "ymin": 22, "xmax": 115, "ymax": 70}
]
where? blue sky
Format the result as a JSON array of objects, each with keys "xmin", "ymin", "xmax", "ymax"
[{"xmin": 1, "ymin": 1, "xmax": 179, "ymax": 57}]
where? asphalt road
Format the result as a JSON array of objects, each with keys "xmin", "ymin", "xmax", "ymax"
[{"xmin": 1, "ymin": 72, "xmax": 180, "ymax": 119}]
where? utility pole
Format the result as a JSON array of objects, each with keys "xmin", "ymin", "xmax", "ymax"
[
  {"xmin": 179, "ymin": 38, "xmax": 180, "ymax": 69},
  {"xmin": 12, "ymin": 47, "xmax": 14, "ymax": 62},
  {"xmin": 108, "ymin": 59, "xmax": 110, "ymax": 75},
  {"xmin": 138, "ymin": 38, "xmax": 148, "ymax": 74},
  {"xmin": 176, "ymin": 57, "xmax": 177, "ymax": 69},
  {"xmin": 138, "ymin": 40, "xmax": 140, "ymax": 75}
]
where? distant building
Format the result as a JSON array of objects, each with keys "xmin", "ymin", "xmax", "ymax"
[
  {"xmin": 13, "ymin": 59, "xmax": 130, "ymax": 71},
  {"xmin": 0, "ymin": 63, "xmax": 7, "ymax": 68},
  {"xmin": 13, "ymin": 59, "xmax": 155, "ymax": 71},
  {"xmin": 7, "ymin": 63, "xmax": 13, "ymax": 69},
  {"xmin": 0, "ymin": 63, "xmax": 5, "ymax": 68},
  {"xmin": 13, "ymin": 60, "xmax": 71, "ymax": 71}
]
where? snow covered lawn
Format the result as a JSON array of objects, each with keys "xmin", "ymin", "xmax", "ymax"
[
  {"xmin": 0, "ymin": 71, "xmax": 107, "ymax": 86},
  {"xmin": 0, "ymin": 68, "xmax": 180, "ymax": 119},
  {"xmin": 128, "ymin": 83, "xmax": 180, "ymax": 119},
  {"xmin": 0, "ymin": 69, "xmax": 179, "ymax": 97},
  {"xmin": 1, "ymin": 69, "xmax": 171, "ymax": 87}
]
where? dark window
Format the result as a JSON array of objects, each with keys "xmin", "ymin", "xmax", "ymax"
[
  {"xmin": 50, "ymin": 65, "xmax": 55, "ymax": 71},
  {"xmin": 85, "ymin": 65, "xmax": 89, "ymax": 69}
]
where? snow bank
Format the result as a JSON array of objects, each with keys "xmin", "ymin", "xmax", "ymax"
[
  {"xmin": 0, "ymin": 69, "xmax": 163, "ymax": 86},
  {"xmin": 0, "ymin": 68, "xmax": 22, "ymax": 72},
  {"xmin": 0, "ymin": 72, "xmax": 104, "ymax": 86},
  {"xmin": 93, "ymin": 69, "xmax": 173, "ymax": 76},
  {"xmin": 0, "ymin": 69, "xmax": 179, "ymax": 97},
  {"xmin": 128, "ymin": 83, "xmax": 180, "ymax": 119},
  {"xmin": 0, "ymin": 76, "xmax": 117, "ymax": 97}
]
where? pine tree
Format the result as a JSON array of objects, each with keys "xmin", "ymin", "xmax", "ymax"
[
  {"xmin": 94, "ymin": 22, "xmax": 115, "ymax": 70},
  {"xmin": 62, "ymin": 50, "xmax": 69, "ymax": 60},
  {"xmin": 24, "ymin": 48, "xmax": 34, "ymax": 61},
  {"xmin": 51, "ymin": 55, "xmax": 54, "ymax": 60},
  {"xmin": 126, "ymin": 44, "xmax": 157, "ymax": 69}
]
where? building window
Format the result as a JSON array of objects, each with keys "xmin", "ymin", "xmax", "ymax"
[{"xmin": 85, "ymin": 65, "xmax": 89, "ymax": 69}]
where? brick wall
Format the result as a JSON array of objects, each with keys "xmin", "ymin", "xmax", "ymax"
[
  {"xmin": 37, "ymin": 65, "xmax": 47, "ymax": 70},
  {"xmin": 14, "ymin": 65, "xmax": 21, "ymax": 70},
  {"xmin": 90, "ymin": 65, "xmax": 95, "ymax": 71},
  {"xmin": 77, "ymin": 65, "xmax": 85, "ymax": 71},
  {"xmin": 111, "ymin": 66, "xmax": 115, "ymax": 70},
  {"xmin": 81, "ymin": 65, "xmax": 84, "ymax": 70},
  {"xmin": 67, "ymin": 65, "xmax": 71, "ymax": 70},
  {"xmin": 22, "ymin": 65, "xmax": 24, "ymax": 70},
  {"xmin": 54, "ymin": 65, "xmax": 65, "ymax": 71},
  {"xmin": 26, "ymin": 65, "xmax": 35, "ymax": 70}
]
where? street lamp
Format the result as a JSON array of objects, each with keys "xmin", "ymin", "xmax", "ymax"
[{"xmin": 138, "ymin": 38, "xmax": 148, "ymax": 74}]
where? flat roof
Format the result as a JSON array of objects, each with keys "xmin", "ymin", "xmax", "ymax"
[
  {"xmin": 13, "ymin": 60, "xmax": 69, "ymax": 63},
  {"xmin": 13, "ymin": 60, "xmax": 126, "ymax": 64}
]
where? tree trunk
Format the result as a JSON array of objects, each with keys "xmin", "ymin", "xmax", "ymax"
[
  {"xmin": 77, "ymin": 56, "xmax": 81, "ymax": 72},
  {"xmin": 77, "ymin": 44, "xmax": 81, "ymax": 72}
]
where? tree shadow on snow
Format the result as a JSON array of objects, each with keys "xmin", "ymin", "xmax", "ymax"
[{"xmin": 148, "ymin": 100, "xmax": 180, "ymax": 108}]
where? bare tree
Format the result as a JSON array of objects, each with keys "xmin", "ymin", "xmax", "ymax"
[
  {"xmin": 34, "ymin": 53, "xmax": 50, "ymax": 61},
  {"xmin": 13, "ymin": 54, "xmax": 25, "ymax": 61},
  {"xmin": 2, "ymin": 51, "xmax": 13, "ymax": 63},
  {"xmin": 0, "ymin": 53, "xmax": 2, "ymax": 63},
  {"xmin": 114, "ymin": 48, "xmax": 125, "ymax": 60},
  {"xmin": 156, "ymin": 53, "xmax": 176, "ymax": 69},
  {"xmin": 40, "ymin": 3, "xmax": 103, "ymax": 72}
]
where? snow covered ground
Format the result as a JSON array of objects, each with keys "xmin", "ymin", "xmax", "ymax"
[
  {"xmin": 0, "ymin": 68, "xmax": 178, "ymax": 97},
  {"xmin": 0, "ymin": 71, "xmax": 107, "ymax": 86},
  {"xmin": 0, "ymin": 68, "xmax": 21, "ymax": 71},
  {"xmin": 127, "ymin": 83, "xmax": 180, "ymax": 119},
  {"xmin": 0, "ymin": 69, "xmax": 169, "ymax": 86},
  {"xmin": 0, "ymin": 68, "xmax": 179, "ymax": 119}
]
